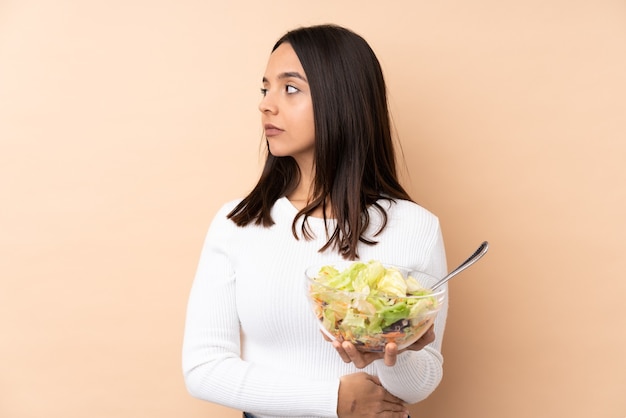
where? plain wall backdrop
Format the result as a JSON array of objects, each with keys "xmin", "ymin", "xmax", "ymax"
[{"xmin": 1, "ymin": 1, "xmax": 625, "ymax": 417}]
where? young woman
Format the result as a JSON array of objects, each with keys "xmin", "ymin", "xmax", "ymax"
[{"xmin": 182, "ymin": 24, "xmax": 448, "ymax": 418}]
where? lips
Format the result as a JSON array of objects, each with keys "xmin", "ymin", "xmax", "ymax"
[{"xmin": 264, "ymin": 123, "xmax": 284, "ymax": 137}]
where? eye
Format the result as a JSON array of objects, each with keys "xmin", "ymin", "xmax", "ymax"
[
  {"xmin": 260, "ymin": 88, "xmax": 268, "ymax": 96},
  {"xmin": 286, "ymin": 85, "xmax": 299, "ymax": 94}
]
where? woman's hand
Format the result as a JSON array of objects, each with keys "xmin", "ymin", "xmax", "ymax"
[
  {"xmin": 337, "ymin": 372, "xmax": 409, "ymax": 418},
  {"xmin": 329, "ymin": 324, "xmax": 435, "ymax": 368}
]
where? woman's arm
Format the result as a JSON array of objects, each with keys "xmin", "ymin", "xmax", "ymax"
[
  {"xmin": 373, "ymin": 225, "xmax": 449, "ymax": 403},
  {"xmin": 182, "ymin": 205, "xmax": 340, "ymax": 417},
  {"xmin": 326, "ymin": 221, "xmax": 449, "ymax": 404}
]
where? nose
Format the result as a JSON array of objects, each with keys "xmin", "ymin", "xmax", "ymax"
[{"xmin": 258, "ymin": 91, "xmax": 278, "ymax": 114}]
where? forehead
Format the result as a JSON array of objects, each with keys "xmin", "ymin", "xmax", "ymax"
[{"xmin": 263, "ymin": 43, "xmax": 307, "ymax": 79}]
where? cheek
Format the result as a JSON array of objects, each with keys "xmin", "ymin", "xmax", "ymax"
[
  {"xmin": 301, "ymin": 117, "xmax": 315, "ymax": 144},
  {"xmin": 301, "ymin": 105, "xmax": 315, "ymax": 137}
]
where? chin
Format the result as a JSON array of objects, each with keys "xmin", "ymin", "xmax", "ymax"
[{"xmin": 267, "ymin": 145, "xmax": 291, "ymax": 158}]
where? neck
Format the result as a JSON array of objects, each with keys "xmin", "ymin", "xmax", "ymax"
[
  {"xmin": 286, "ymin": 162, "xmax": 330, "ymax": 217},
  {"xmin": 289, "ymin": 158, "xmax": 315, "ymax": 201},
  {"xmin": 288, "ymin": 179, "xmax": 314, "ymax": 203}
]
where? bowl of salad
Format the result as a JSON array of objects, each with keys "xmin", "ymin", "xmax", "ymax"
[{"xmin": 305, "ymin": 260, "xmax": 446, "ymax": 352}]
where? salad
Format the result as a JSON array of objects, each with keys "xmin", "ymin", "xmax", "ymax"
[{"xmin": 308, "ymin": 260, "xmax": 441, "ymax": 351}]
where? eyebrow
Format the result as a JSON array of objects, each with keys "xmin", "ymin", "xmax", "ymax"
[{"xmin": 262, "ymin": 71, "xmax": 308, "ymax": 83}]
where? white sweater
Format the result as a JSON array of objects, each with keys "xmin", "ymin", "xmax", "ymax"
[{"xmin": 182, "ymin": 197, "xmax": 448, "ymax": 418}]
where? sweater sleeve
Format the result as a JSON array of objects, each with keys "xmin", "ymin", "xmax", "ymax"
[
  {"xmin": 181, "ymin": 204, "xmax": 340, "ymax": 417},
  {"xmin": 374, "ymin": 222, "xmax": 449, "ymax": 403}
]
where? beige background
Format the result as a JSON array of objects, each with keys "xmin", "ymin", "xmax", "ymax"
[{"xmin": 1, "ymin": 1, "xmax": 625, "ymax": 417}]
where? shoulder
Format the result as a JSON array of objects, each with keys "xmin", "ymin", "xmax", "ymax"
[
  {"xmin": 204, "ymin": 198, "xmax": 244, "ymax": 235},
  {"xmin": 361, "ymin": 199, "xmax": 446, "ymax": 273},
  {"xmin": 215, "ymin": 198, "xmax": 244, "ymax": 218},
  {"xmin": 209, "ymin": 196, "xmax": 294, "ymax": 230},
  {"xmin": 380, "ymin": 199, "xmax": 440, "ymax": 225},
  {"xmin": 374, "ymin": 198, "xmax": 442, "ymax": 241}
]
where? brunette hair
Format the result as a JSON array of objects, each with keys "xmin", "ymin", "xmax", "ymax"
[{"xmin": 227, "ymin": 24, "xmax": 412, "ymax": 259}]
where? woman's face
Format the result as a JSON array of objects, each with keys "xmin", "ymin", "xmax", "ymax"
[{"xmin": 259, "ymin": 43, "xmax": 315, "ymax": 168}]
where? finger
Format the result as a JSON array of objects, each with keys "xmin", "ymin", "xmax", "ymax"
[
  {"xmin": 341, "ymin": 341, "xmax": 366, "ymax": 368},
  {"xmin": 423, "ymin": 325, "xmax": 435, "ymax": 342},
  {"xmin": 333, "ymin": 340, "xmax": 352, "ymax": 363},
  {"xmin": 384, "ymin": 342, "xmax": 398, "ymax": 366},
  {"xmin": 342, "ymin": 341, "xmax": 379, "ymax": 369},
  {"xmin": 371, "ymin": 378, "xmax": 406, "ymax": 405},
  {"xmin": 320, "ymin": 330, "xmax": 332, "ymax": 342},
  {"xmin": 416, "ymin": 325, "xmax": 435, "ymax": 346},
  {"xmin": 406, "ymin": 325, "xmax": 436, "ymax": 351},
  {"xmin": 380, "ymin": 400, "xmax": 409, "ymax": 414},
  {"xmin": 382, "ymin": 391, "xmax": 407, "ymax": 406},
  {"xmin": 380, "ymin": 399, "xmax": 409, "ymax": 418},
  {"xmin": 365, "ymin": 375, "xmax": 406, "ymax": 407}
]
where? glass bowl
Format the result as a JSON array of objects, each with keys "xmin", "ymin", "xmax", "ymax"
[{"xmin": 305, "ymin": 261, "xmax": 446, "ymax": 352}]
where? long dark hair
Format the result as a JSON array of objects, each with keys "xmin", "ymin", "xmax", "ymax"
[{"xmin": 228, "ymin": 24, "xmax": 412, "ymax": 259}]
